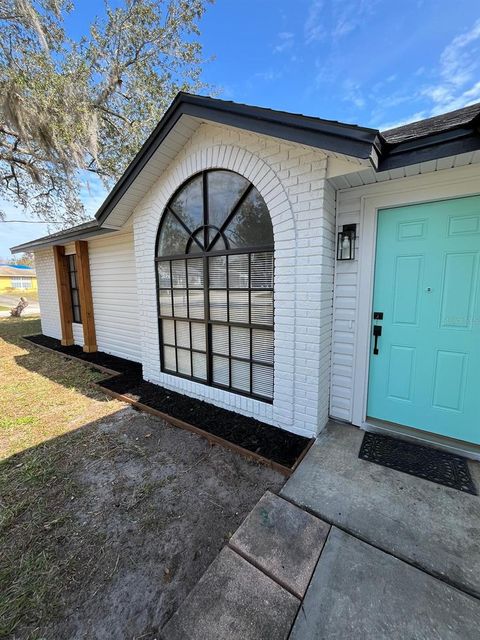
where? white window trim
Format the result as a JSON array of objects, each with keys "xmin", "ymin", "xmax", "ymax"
[
  {"xmin": 351, "ymin": 163, "xmax": 480, "ymax": 429},
  {"xmin": 11, "ymin": 276, "xmax": 32, "ymax": 289}
]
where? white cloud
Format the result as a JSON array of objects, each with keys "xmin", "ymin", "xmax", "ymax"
[
  {"xmin": 304, "ymin": 1, "xmax": 325, "ymax": 44},
  {"xmin": 331, "ymin": 0, "xmax": 379, "ymax": 42},
  {"xmin": 421, "ymin": 19, "xmax": 480, "ymax": 114},
  {"xmin": 252, "ymin": 70, "xmax": 282, "ymax": 82},
  {"xmin": 370, "ymin": 19, "xmax": 480, "ymax": 129},
  {"xmin": 273, "ymin": 31, "xmax": 295, "ymax": 53},
  {"xmin": 342, "ymin": 79, "xmax": 366, "ymax": 108},
  {"xmin": 377, "ymin": 111, "xmax": 428, "ymax": 132}
]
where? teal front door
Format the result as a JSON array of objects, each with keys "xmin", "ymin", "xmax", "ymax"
[{"xmin": 367, "ymin": 195, "xmax": 480, "ymax": 445}]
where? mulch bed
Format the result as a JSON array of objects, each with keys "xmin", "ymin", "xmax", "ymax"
[{"xmin": 25, "ymin": 334, "xmax": 311, "ymax": 471}]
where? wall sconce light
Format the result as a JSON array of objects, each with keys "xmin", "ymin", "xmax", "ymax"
[{"xmin": 337, "ymin": 224, "xmax": 356, "ymax": 260}]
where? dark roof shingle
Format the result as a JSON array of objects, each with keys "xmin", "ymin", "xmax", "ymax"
[{"xmin": 381, "ymin": 102, "xmax": 480, "ymax": 145}]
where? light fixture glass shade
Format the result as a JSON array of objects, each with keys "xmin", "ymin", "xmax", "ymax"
[{"xmin": 337, "ymin": 224, "xmax": 356, "ymax": 260}]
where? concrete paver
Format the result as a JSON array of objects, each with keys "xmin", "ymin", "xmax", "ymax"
[
  {"xmin": 161, "ymin": 546, "xmax": 299, "ymax": 640},
  {"xmin": 290, "ymin": 527, "xmax": 480, "ymax": 640},
  {"xmin": 229, "ymin": 491, "xmax": 329, "ymax": 598}
]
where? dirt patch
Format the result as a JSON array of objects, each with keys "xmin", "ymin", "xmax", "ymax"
[{"xmin": 1, "ymin": 406, "xmax": 284, "ymax": 639}]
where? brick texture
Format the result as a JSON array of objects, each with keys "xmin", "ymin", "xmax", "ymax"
[{"xmin": 132, "ymin": 123, "xmax": 336, "ymax": 438}]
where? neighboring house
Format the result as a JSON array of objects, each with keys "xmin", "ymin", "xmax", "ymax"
[
  {"xmin": 11, "ymin": 93, "xmax": 480, "ymax": 457},
  {"xmin": 0, "ymin": 264, "xmax": 37, "ymax": 294}
]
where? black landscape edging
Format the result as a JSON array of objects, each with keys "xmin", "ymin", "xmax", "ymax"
[{"xmin": 25, "ymin": 334, "xmax": 310, "ymax": 469}]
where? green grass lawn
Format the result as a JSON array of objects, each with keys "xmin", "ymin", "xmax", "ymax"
[{"xmin": 0, "ymin": 316, "xmax": 124, "ymax": 637}]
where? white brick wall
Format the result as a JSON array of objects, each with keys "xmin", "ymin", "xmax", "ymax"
[
  {"xmin": 132, "ymin": 123, "xmax": 336, "ymax": 438},
  {"xmin": 33, "ymin": 248, "xmax": 61, "ymax": 340}
]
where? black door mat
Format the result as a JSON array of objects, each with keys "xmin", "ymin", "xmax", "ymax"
[
  {"xmin": 24, "ymin": 334, "xmax": 310, "ymax": 470},
  {"xmin": 359, "ymin": 431, "xmax": 477, "ymax": 495}
]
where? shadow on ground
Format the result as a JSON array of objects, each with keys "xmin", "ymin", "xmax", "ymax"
[
  {"xmin": 1, "ymin": 406, "xmax": 284, "ymax": 640},
  {"xmin": 2, "ymin": 317, "xmax": 110, "ymax": 404},
  {"xmin": 1, "ymin": 317, "xmax": 284, "ymax": 639}
]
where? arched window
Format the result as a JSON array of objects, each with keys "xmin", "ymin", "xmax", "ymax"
[{"xmin": 156, "ymin": 169, "xmax": 274, "ymax": 401}]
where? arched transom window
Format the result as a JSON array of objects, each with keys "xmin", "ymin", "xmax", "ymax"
[{"xmin": 156, "ymin": 169, "xmax": 274, "ymax": 401}]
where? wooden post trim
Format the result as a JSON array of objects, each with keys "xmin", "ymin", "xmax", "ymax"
[
  {"xmin": 75, "ymin": 240, "xmax": 97, "ymax": 353},
  {"xmin": 53, "ymin": 245, "xmax": 74, "ymax": 346}
]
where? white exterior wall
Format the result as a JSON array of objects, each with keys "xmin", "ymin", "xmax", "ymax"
[
  {"xmin": 34, "ymin": 232, "xmax": 140, "ymax": 362},
  {"xmin": 34, "ymin": 247, "xmax": 61, "ymax": 340},
  {"xmin": 88, "ymin": 230, "xmax": 141, "ymax": 363},
  {"xmin": 132, "ymin": 122, "xmax": 336, "ymax": 438},
  {"xmin": 331, "ymin": 162, "xmax": 480, "ymax": 424}
]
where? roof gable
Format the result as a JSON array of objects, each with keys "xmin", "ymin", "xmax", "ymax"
[{"xmin": 10, "ymin": 94, "xmax": 480, "ymax": 253}]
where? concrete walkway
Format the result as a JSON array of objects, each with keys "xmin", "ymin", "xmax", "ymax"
[
  {"xmin": 290, "ymin": 527, "xmax": 480, "ymax": 640},
  {"xmin": 282, "ymin": 422, "xmax": 480, "ymax": 597},
  {"xmin": 161, "ymin": 422, "xmax": 480, "ymax": 639}
]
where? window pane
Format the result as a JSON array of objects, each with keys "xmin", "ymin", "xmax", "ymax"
[
  {"xmin": 252, "ymin": 329, "xmax": 274, "ymax": 364},
  {"xmin": 187, "ymin": 238, "xmax": 203, "ymax": 253},
  {"xmin": 209, "ymin": 290, "xmax": 228, "ymax": 321},
  {"xmin": 229, "ymin": 291, "xmax": 249, "ymax": 323},
  {"xmin": 157, "ymin": 172, "xmax": 274, "ymax": 400},
  {"xmin": 209, "ymin": 255, "xmax": 227, "ymax": 288},
  {"xmin": 212, "ymin": 324, "xmax": 229, "ymax": 355},
  {"xmin": 208, "ymin": 230, "xmax": 227, "ymax": 251},
  {"xmin": 172, "ymin": 290, "xmax": 188, "ymax": 317},
  {"xmin": 228, "ymin": 254, "xmax": 249, "ymax": 288},
  {"xmin": 192, "ymin": 352, "xmax": 207, "ymax": 380},
  {"xmin": 177, "ymin": 348, "xmax": 191, "ymax": 376},
  {"xmin": 187, "ymin": 258, "xmax": 204, "ymax": 288},
  {"xmin": 171, "ymin": 260, "xmax": 187, "ymax": 288},
  {"xmin": 224, "ymin": 188, "xmax": 273, "ymax": 248},
  {"xmin": 157, "ymin": 262, "xmax": 171, "ymax": 288},
  {"xmin": 251, "ymin": 252, "xmax": 273, "ymax": 289},
  {"xmin": 164, "ymin": 346, "xmax": 176, "ymax": 371},
  {"xmin": 170, "ymin": 174, "xmax": 204, "ymax": 230},
  {"xmin": 231, "ymin": 359, "xmax": 250, "ymax": 392},
  {"xmin": 176, "ymin": 321, "xmax": 190, "ymax": 348},
  {"xmin": 72, "ymin": 289, "xmax": 79, "ymax": 307},
  {"xmin": 207, "ymin": 170, "xmax": 249, "ymax": 230},
  {"xmin": 158, "ymin": 211, "xmax": 190, "ymax": 257},
  {"xmin": 162, "ymin": 319, "xmax": 175, "ymax": 345},
  {"xmin": 159, "ymin": 290, "xmax": 172, "ymax": 316},
  {"xmin": 251, "ymin": 291, "xmax": 273, "ymax": 325},
  {"xmin": 213, "ymin": 355, "xmax": 229, "ymax": 386},
  {"xmin": 191, "ymin": 322, "xmax": 206, "ymax": 351},
  {"xmin": 188, "ymin": 290, "xmax": 204, "ymax": 319},
  {"xmin": 231, "ymin": 326, "xmax": 250, "ymax": 359},
  {"xmin": 252, "ymin": 364, "xmax": 273, "ymax": 399}
]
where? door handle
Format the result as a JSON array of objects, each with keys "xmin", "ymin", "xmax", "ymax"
[{"xmin": 373, "ymin": 324, "xmax": 382, "ymax": 355}]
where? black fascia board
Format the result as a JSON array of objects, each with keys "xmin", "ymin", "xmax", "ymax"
[
  {"xmin": 379, "ymin": 126, "xmax": 480, "ymax": 170},
  {"xmin": 10, "ymin": 224, "xmax": 112, "ymax": 253},
  {"xmin": 95, "ymin": 93, "xmax": 379, "ymax": 225}
]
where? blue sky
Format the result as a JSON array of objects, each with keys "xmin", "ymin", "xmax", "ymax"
[{"xmin": 2, "ymin": 0, "xmax": 480, "ymax": 258}]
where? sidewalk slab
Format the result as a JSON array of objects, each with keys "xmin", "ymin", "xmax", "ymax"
[
  {"xmin": 161, "ymin": 546, "xmax": 299, "ymax": 640},
  {"xmin": 282, "ymin": 422, "xmax": 480, "ymax": 597},
  {"xmin": 229, "ymin": 491, "xmax": 329, "ymax": 598},
  {"xmin": 290, "ymin": 527, "xmax": 480, "ymax": 640}
]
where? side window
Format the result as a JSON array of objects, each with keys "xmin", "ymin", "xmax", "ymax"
[{"xmin": 67, "ymin": 255, "xmax": 82, "ymax": 323}]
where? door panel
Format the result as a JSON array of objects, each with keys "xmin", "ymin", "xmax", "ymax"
[{"xmin": 367, "ymin": 195, "xmax": 480, "ymax": 444}]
